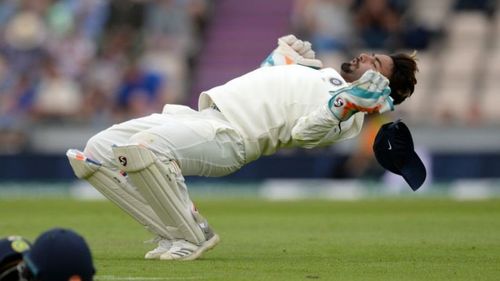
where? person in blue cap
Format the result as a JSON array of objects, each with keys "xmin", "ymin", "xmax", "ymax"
[
  {"xmin": 0, "ymin": 228, "xmax": 95, "ymax": 281},
  {"xmin": 22, "ymin": 228, "xmax": 95, "ymax": 281},
  {"xmin": 0, "ymin": 236, "xmax": 31, "ymax": 281}
]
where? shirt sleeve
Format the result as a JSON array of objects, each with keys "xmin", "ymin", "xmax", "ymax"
[{"xmin": 291, "ymin": 104, "xmax": 364, "ymax": 149}]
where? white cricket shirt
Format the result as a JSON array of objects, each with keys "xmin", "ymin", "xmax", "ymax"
[{"xmin": 198, "ymin": 65, "xmax": 364, "ymax": 163}]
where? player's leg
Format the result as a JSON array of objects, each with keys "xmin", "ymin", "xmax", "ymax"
[
  {"xmin": 67, "ymin": 149, "xmax": 175, "ymax": 238},
  {"xmin": 67, "ymin": 149, "xmax": 190, "ymax": 260},
  {"xmin": 113, "ymin": 145, "xmax": 220, "ymax": 260},
  {"xmin": 114, "ymin": 109, "xmax": 245, "ymax": 260},
  {"xmin": 67, "ymin": 114, "xmax": 183, "ymax": 258}
]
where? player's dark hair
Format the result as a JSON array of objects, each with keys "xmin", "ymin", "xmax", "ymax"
[{"xmin": 389, "ymin": 52, "xmax": 418, "ymax": 105}]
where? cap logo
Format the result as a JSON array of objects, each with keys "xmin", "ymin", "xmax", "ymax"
[
  {"xmin": 11, "ymin": 239, "xmax": 30, "ymax": 252},
  {"xmin": 118, "ymin": 156, "xmax": 127, "ymax": 167},
  {"xmin": 333, "ymin": 97, "xmax": 344, "ymax": 107},
  {"xmin": 387, "ymin": 140, "xmax": 392, "ymax": 150}
]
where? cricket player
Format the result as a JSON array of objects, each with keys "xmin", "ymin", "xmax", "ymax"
[
  {"xmin": 67, "ymin": 35, "xmax": 418, "ymax": 261},
  {"xmin": 0, "ymin": 236, "xmax": 30, "ymax": 281},
  {"xmin": 0, "ymin": 228, "xmax": 94, "ymax": 281}
]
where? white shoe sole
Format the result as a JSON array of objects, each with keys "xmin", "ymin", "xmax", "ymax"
[
  {"xmin": 145, "ymin": 252, "xmax": 165, "ymax": 259},
  {"xmin": 160, "ymin": 234, "xmax": 220, "ymax": 261},
  {"xmin": 145, "ymin": 247, "xmax": 170, "ymax": 259}
]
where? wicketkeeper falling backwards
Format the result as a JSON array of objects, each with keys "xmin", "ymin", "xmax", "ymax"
[{"xmin": 67, "ymin": 35, "xmax": 418, "ymax": 260}]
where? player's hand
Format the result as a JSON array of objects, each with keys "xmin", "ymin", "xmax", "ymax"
[
  {"xmin": 278, "ymin": 34, "xmax": 317, "ymax": 60},
  {"xmin": 261, "ymin": 34, "xmax": 323, "ymax": 69},
  {"xmin": 328, "ymin": 70, "xmax": 393, "ymax": 121}
]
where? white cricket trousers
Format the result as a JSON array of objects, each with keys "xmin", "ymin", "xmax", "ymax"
[{"xmin": 84, "ymin": 105, "xmax": 246, "ymax": 177}]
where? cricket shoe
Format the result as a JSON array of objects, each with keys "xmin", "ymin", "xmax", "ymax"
[
  {"xmin": 159, "ymin": 233, "xmax": 220, "ymax": 261},
  {"xmin": 144, "ymin": 238, "xmax": 172, "ymax": 259}
]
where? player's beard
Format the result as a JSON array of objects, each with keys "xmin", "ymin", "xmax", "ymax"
[{"xmin": 341, "ymin": 62, "xmax": 353, "ymax": 73}]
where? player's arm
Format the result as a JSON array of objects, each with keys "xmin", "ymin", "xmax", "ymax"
[
  {"xmin": 261, "ymin": 35, "xmax": 323, "ymax": 69},
  {"xmin": 291, "ymin": 70, "xmax": 393, "ymax": 148},
  {"xmin": 291, "ymin": 104, "xmax": 364, "ymax": 148}
]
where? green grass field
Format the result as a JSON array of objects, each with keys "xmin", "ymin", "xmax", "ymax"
[{"xmin": 1, "ymin": 198, "xmax": 499, "ymax": 281}]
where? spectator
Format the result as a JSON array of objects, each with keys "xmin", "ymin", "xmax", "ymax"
[
  {"xmin": 353, "ymin": 0, "xmax": 403, "ymax": 50},
  {"xmin": 140, "ymin": 44, "xmax": 186, "ymax": 105},
  {"xmin": 0, "ymin": 70, "xmax": 34, "ymax": 154},
  {"xmin": 31, "ymin": 56, "xmax": 83, "ymax": 121},
  {"xmin": 106, "ymin": 0, "xmax": 145, "ymax": 31},
  {"xmin": 0, "ymin": 73, "xmax": 36, "ymax": 123},
  {"xmin": 292, "ymin": 0, "xmax": 355, "ymax": 54},
  {"xmin": 115, "ymin": 59, "xmax": 167, "ymax": 119},
  {"xmin": 2, "ymin": 3, "xmax": 48, "ymax": 77}
]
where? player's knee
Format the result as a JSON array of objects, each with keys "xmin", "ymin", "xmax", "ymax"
[
  {"xmin": 128, "ymin": 131, "xmax": 174, "ymax": 160},
  {"xmin": 129, "ymin": 131, "xmax": 155, "ymax": 150},
  {"xmin": 129, "ymin": 132, "xmax": 158, "ymax": 150},
  {"xmin": 84, "ymin": 131, "xmax": 115, "ymax": 166}
]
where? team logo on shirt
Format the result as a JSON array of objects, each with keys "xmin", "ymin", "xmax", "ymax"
[
  {"xmin": 329, "ymin": 78, "xmax": 343, "ymax": 86},
  {"xmin": 333, "ymin": 97, "xmax": 345, "ymax": 107}
]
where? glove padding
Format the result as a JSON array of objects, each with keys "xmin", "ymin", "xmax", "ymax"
[
  {"xmin": 261, "ymin": 34, "xmax": 323, "ymax": 69},
  {"xmin": 328, "ymin": 70, "xmax": 393, "ymax": 121}
]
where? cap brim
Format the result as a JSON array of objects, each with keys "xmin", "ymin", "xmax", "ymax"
[
  {"xmin": 22, "ymin": 251, "xmax": 40, "ymax": 277},
  {"xmin": 399, "ymin": 152, "xmax": 427, "ymax": 191}
]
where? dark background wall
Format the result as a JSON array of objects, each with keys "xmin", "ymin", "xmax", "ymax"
[{"xmin": 2, "ymin": 153, "xmax": 500, "ymax": 182}]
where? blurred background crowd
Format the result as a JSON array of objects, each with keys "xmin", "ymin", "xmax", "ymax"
[
  {"xmin": 0, "ymin": 0, "xmax": 499, "ymax": 186},
  {"xmin": 0, "ymin": 0, "xmax": 211, "ymax": 153}
]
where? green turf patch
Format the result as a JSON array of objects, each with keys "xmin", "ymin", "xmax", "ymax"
[{"xmin": 1, "ymin": 198, "xmax": 499, "ymax": 281}]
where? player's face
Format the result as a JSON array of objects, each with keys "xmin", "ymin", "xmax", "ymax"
[{"xmin": 340, "ymin": 53, "xmax": 394, "ymax": 82}]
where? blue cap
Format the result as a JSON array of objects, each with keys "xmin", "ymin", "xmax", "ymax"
[
  {"xmin": 0, "ymin": 236, "xmax": 30, "ymax": 281},
  {"xmin": 23, "ymin": 228, "xmax": 95, "ymax": 281},
  {"xmin": 373, "ymin": 120, "xmax": 427, "ymax": 191}
]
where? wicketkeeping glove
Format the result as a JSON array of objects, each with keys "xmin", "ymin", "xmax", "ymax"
[
  {"xmin": 261, "ymin": 34, "xmax": 323, "ymax": 69},
  {"xmin": 328, "ymin": 70, "xmax": 393, "ymax": 121}
]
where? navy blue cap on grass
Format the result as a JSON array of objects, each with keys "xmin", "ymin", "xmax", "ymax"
[
  {"xmin": 0, "ymin": 236, "xmax": 31, "ymax": 281},
  {"xmin": 373, "ymin": 120, "xmax": 427, "ymax": 191},
  {"xmin": 23, "ymin": 228, "xmax": 95, "ymax": 281},
  {"xmin": 0, "ymin": 236, "xmax": 31, "ymax": 267}
]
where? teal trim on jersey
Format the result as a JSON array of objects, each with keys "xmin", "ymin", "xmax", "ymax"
[{"xmin": 262, "ymin": 54, "xmax": 275, "ymax": 66}]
